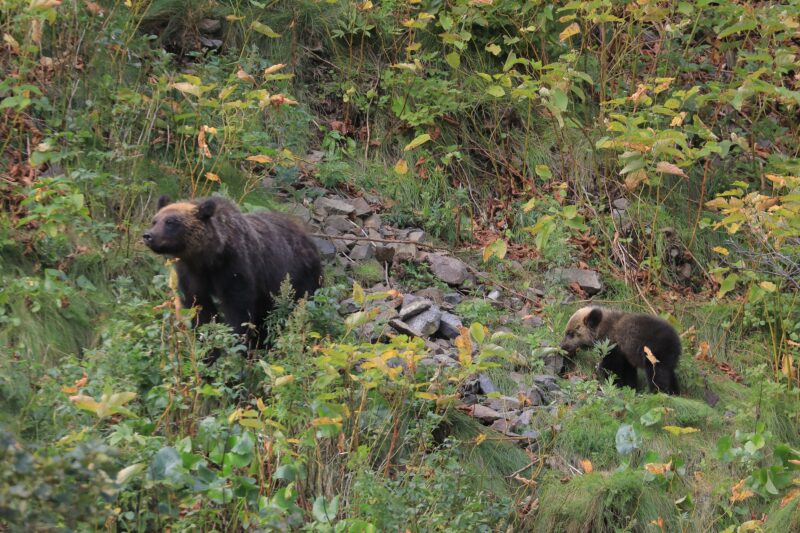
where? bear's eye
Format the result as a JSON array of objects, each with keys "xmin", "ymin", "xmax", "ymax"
[
  {"xmin": 567, "ymin": 331, "xmax": 574, "ymax": 338},
  {"xmin": 165, "ymin": 218, "xmax": 178, "ymax": 227}
]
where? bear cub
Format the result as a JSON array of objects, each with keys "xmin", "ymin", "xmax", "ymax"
[
  {"xmin": 559, "ymin": 306, "xmax": 680, "ymax": 395},
  {"xmin": 143, "ymin": 195, "xmax": 322, "ymax": 354}
]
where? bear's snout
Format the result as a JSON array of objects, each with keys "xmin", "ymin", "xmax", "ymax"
[{"xmin": 142, "ymin": 231, "xmax": 153, "ymax": 243}]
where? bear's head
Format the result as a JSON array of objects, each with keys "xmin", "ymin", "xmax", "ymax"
[
  {"xmin": 559, "ymin": 306, "xmax": 603, "ymax": 354},
  {"xmin": 143, "ymin": 195, "xmax": 217, "ymax": 257}
]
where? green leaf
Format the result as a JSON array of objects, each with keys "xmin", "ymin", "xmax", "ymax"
[
  {"xmin": 469, "ymin": 323, "xmax": 486, "ymax": 345},
  {"xmin": 150, "ymin": 447, "xmax": 183, "ymax": 482},
  {"xmin": 534, "ymin": 165, "xmax": 552, "ymax": 179},
  {"xmin": 116, "ymin": 463, "xmax": 146, "ymax": 484},
  {"xmin": 353, "ymin": 281, "xmax": 365, "ymax": 306},
  {"xmin": 403, "ymin": 134, "xmax": 431, "ymax": 152},
  {"xmin": 482, "ymin": 238, "xmax": 507, "ymax": 262},
  {"xmin": 550, "ymin": 88, "xmax": 568, "ymax": 111},
  {"xmin": 640, "ymin": 408, "xmax": 664, "ymax": 427},
  {"xmin": 445, "ymin": 51, "xmax": 460, "ymax": 69},
  {"xmin": 717, "ymin": 273, "xmax": 739, "ymax": 298},
  {"xmin": 485, "ymin": 43, "xmax": 501, "ymax": 56},
  {"xmin": 312, "ymin": 495, "xmax": 339, "ymax": 523},
  {"xmin": 486, "ymin": 85, "xmax": 505, "ymax": 98},
  {"xmin": 251, "ymin": 20, "xmax": 281, "ymax": 38}
]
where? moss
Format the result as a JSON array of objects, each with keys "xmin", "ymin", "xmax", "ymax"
[
  {"xmin": 351, "ymin": 259, "xmax": 385, "ymax": 286},
  {"xmin": 529, "ymin": 469, "xmax": 679, "ymax": 532}
]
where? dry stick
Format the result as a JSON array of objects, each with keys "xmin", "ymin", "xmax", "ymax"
[{"xmin": 309, "ymin": 232, "xmax": 541, "ymax": 305}]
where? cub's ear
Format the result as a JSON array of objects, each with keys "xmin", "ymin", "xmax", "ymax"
[
  {"xmin": 157, "ymin": 195, "xmax": 171, "ymax": 210},
  {"xmin": 197, "ymin": 198, "xmax": 217, "ymax": 220},
  {"xmin": 584, "ymin": 308, "xmax": 602, "ymax": 329}
]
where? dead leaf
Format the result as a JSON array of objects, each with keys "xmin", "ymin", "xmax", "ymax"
[
  {"xmin": 730, "ymin": 479, "xmax": 755, "ymax": 503},
  {"xmin": 695, "ymin": 341, "xmax": 711, "ymax": 361},
  {"xmin": 656, "ymin": 161, "xmax": 688, "ymax": 178},
  {"xmin": 644, "ymin": 346, "xmax": 659, "ymax": 365},
  {"xmin": 579, "ymin": 459, "xmax": 593, "ymax": 473},
  {"xmin": 269, "ymin": 93, "xmax": 298, "ymax": 107},
  {"xmin": 84, "ymin": 1, "xmax": 104, "ymax": 15},
  {"xmin": 624, "ymin": 169, "xmax": 648, "ymax": 190},
  {"xmin": 644, "ymin": 461, "xmax": 672, "ymax": 475},
  {"xmin": 559, "ymin": 22, "xmax": 580, "ymax": 41},
  {"xmin": 781, "ymin": 488, "xmax": 800, "ymax": 508},
  {"xmin": 236, "ymin": 68, "xmax": 256, "ymax": 84},
  {"xmin": 394, "ymin": 158, "xmax": 409, "ymax": 175},
  {"xmin": 246, "ymin": 155, "xmax": 273, "ymax": 164},
  {"xmin": 263, "ymin": 63, "xmax": 286, "ymax": 76},
  {"xmin": 628, "ymin": 83, "xmax": 648, "ymax": 104},
  {"xmin": 197, "ymin": 128, "xmax": 212, "ymax": 158},
  {"xmin": 74, "ymin": 372, "xmax": 88, "ymax": 389},
  {"xmin": 205, "ymin": 172, "xmax": 220, "ymax": 182}
]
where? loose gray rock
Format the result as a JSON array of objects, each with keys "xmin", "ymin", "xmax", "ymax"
[
  {"xmin": 346, "ymin": 197, "xmax": 373, "ymax": 217},
  {"xmin": 339, "ymin": 298, "xmax": 360, "ymax": 315},
  {"xmin": 478, "ymin": 374, "xmax": 497, "ymax": 395},
  {"xmin": 350, "ymin": 243, "xmax": 375, "ymax": 261},
  {"xmin": 443, "ymin": 292, "xmax": 462, "ymax": 306},
  {"xmin": 407, "ymin": 229, "xmax": 426, "ymax": 243},
  {"xmin": 487, "ymin": 289, "xmax": 501, "ymax": 301},
  {"xmin": 542, "ymin": 353, "xmax": 565, "ymax": 375},
  {"xmin": 326, "ymin": 215, "xmax": 358, "ymax": 233},
  {"xmin": 533, "ymin": 374, "xmax": 560, "ymax": 392},
  {"xmin": 469, "ymin": 405, "xmax": 503, "ymax": 423},
  {"xmin": 315, "ymin": 197, "xmax": 356, "ymax": 216},
  {"xmin": 363, "ymin": 214, "xmax": 382, "ymax": 230},
  {"xmin": 414, "ymin": 287, "xmax": 443, "ymax": 303},
  {"xmin": 612, "ymin": 198, "xmax": 629, "ymax": 211},
  {"xmin": 406, "ymin": 307, "xmax": 442, "ymax": 337},
  {"xmin": 437, "ymin": 312, "xmax": 462, "ymax": 339},
  {"xmin": 486, "ymin": 396, "xmax": 523, "ymax": 412},
  {"xmin": 388, "ymin": 318, "xmax": 422, "ymax": 338},
  {"xmin": 428, "ymin": 254, "xmax": 469, "ymax": 286},
  {"xmin": 552, "ymin": 267, "xmax": 603, "ymax": 295},
  {"xmin": 285, "ymin": 203, "xmax": 312, "ymax": 223},
  {"xmin": 198, "ymin": 18, "xmax": 222, "ymax": 33},
  {"xmin": 525, "ymin": 387, "xmax": 543, "ymax": 406},
  {"xmin": 512, "ymin": 409, "xmax": 535, "ymax": 431},
  {"xmin": 311, "ymin": 237, "xmax": 337, "ymax": 260},
  {"xmin": 400, "ymin": 298, "xmax": 432, "ymax": 319},
  {"xmin": 390, "ymin": 243, "xmax": 418, "ymax": 262},
  {"xmin": 489, "ymin": 418, "xmax": 518, "ymax": 435},
  {"xmin": 433, "ymin": 353, "xmax": 459, "ymax": 367}
]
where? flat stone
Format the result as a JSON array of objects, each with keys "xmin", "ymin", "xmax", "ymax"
[
  {"xmin": 612, "ymin": 198, "xmax": 629, "ymax": 211},
  {"xmin": 552, "ymin": 268, "xmax": 603, "ymax": 296},
  {"xmin": 542, "ymin": 353, "xmax": 565, "ymax": 375},
  {"xmin": 486, "ymin": 396, "xmax": 523, "ymax": 412},
  {"xmin": 350, "ymin": 243, "xmax": 375, "ymax": 261},
  {"xmin": 346, "ymin": 197, "xmax": 373, "ymax": 217},
  {"xmin": 284, "ymin": 203, "xmax": 312, "ymax": 223},
  {"xmin": 399, "ymin": 298, "xmax": 432, "ymax": 319},
  {"xmin": 469, "ymin": 404, "xmax": 503, "ymax": 423},
  {"xmin": 433, "ymin": 353, "xmax": 459, "ymax": 367},
  {"xmin": 437, "ymin": 312, "xmax": 462, "ymax": 339},
  {"xmin": 478, "ymin": 374, "xmax": 497, "ymax": 395},
  {"xmin": 487, "ymin": 289, "xmax": 501, "ymax": 301},
  {"xmin": 389, "ymin": 318, "xmax": 422, "ymax": 338},
  {"xmin": 407, "ymin": 229, "xmax": 426, "ymax": 243},
  {"xmin": 533, "ymin": 374, "xmax": 560, "ymax": 391},
  {"xmin": 490, "ymin": 418, "xmax": 518, "ymax": 435},
  {"xmin": 315, "ymin": 197, "xmax": 355, "ymax": 216},
  {"xmin": 326, "ymin": 215, "xmax": 358, "ymax": 233},
  {"xmin": 198, "ymin": 18, "xmax": 222, "ymax": 32},
  {"xmin": 406, "ymin": 307, "xmax": 442, "ymax": 337},
  {"xmin": 427, "ymin": 254, "xmax": 469, "ymax": 286},
  {"xmin": 525, "ymin": 387, "xmax": 543, "ymax": 406},
  {"xmin": 389, "ymin": 243, "xmax": 418, "ymax": 262},
  {"xmin": 311, "ymin": 237, "xmax": 337, "ymax": 260},
  {"xmin": 512, "ymin": 409, "xmax": 535, "ymax": 431},
  {"xmin": 443, "ymin": 292, "xmax": 462, "ymax": 306},
  {"xmin": 339, "ymin": 298, "xmax": 360, "ymax": 315},
  {"xmin": 414, "ymin": 287, "xmax": 443, "ymax": 303},
  {"xmin": 364, "ymin": 214, "xmax": 382, "ymax": 230},
  {"xmin": 306, "ymin": 150, "xmax": 325, "ymax": 163}
]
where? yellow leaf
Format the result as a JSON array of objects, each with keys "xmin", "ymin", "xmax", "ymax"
[
  {"xmin": 670, "ymin": 111, "xmax": 687, "ymax": 127},
  {"xmin": 358, "ymin": 0, "xmax": 373, "ymax": 10},
  {"xmin": 656, "ymin": 161, "xmax": 688, "ymax": 178},
  {"xmin": 205, "ymin": 172, "xmax": 220, "ymax": 182},
  {"xmin": 275, "ymin": 375, "xmax": 295, "ymax": 386},
  {"xmin": 236, "ymin": 68, "xmax": 256, "ymax": 84},
  {"xmin": 644, "ymin": 346, "xmax": 659, "ymax": 365},
  {"xmin": 116, "ymin": 463, "xmax": 145, "ymax": 484},
  {"xmin": 780, "ymin": 488, "xmax": 800, "ymax": 508},
  {"xmin": 663, "ymin": 425, "xmax": 700, "ymax": 435},
  {"xmin": 579, "ymin": 459, "xmax": 593, "ymax": 474},
  {"xmin": 415, "ymin": 392, "xmax": 438, "ymax": 401},
  {"xmin": 69, "ymin": 394, "xmax": 101, "ymax": 414},
  {"xmin": 759, "ymin": 281, "xmax": 777, "ymax": 292},
  {"xmin": 737, "ymin": 520, "xmax": 763, "ymax": 532},
  {"xmin": 469, "ymin": 0, "xmax": 493, "ymax": 5},
  {"xmin": 61, "ymin": 385, "xmax": 78, "ymax": 394},
  {"xmin": 3, "ymin": 33, "xmax": 20, "ymax": 54},
  {"xmin": 559, "ymin": 22, "xmax": 580, "ymax": 41},
  {"xmin": 353, "ymin": 281, "xmax": 365, "ymax": 306},
  {"xmin": 712, "ymin": 246, "xmax": 729, "ymax": 256},
  {"xmin": 654, "ymin": 77, "xmax": 674, "ymax": 94},
  {"xmin": 644, "ymin": 461, "xmax": 672, "ymax": 475},
  {"xmin": 403, "ymin": 133, "xmax": 431, "ymax": 152},
  {"xmin": 256, "ymin": 397, "xmax": 266, "ymax": 412},
  {"xmin": 311, "ymin": 417, "xmax": 342, "ymax": 427},
  {"xmin": 394, "ymin": 158, "xmax": 409, "ymax": 175},
  {"xmin": 624, "ymin": 170, "xmax": 648, "ymax": 190},
  {"xmin": 225, "ymin": 14, "xmax": 244, "ymax": 21},
  {"xmin": 263, "ymin": 63, "xmax": 286, "ymax": 76},
  {"xmin": 170, "ymin": 82, "xmax": 201, "ymax": 97},
  {"xmin": 475, "ymin": 433, "xmax": 487, "ymax": 445},
  {"xmin": 695, "ymin": 341, "xmax": 711, "ymax": 361},
  {"xmin": 246, "ymin": 155, "xmax": 273, "ymax": 164}
]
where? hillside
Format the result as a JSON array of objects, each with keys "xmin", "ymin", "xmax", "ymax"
[{"xmin": 1, "ymin": 1, "xmax": 799, "ymax": 531}]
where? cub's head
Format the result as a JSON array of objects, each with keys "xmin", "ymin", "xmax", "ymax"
[
  {"xmin": 142, "ymin": 195, "xmax": 217, "ymax": 256},
  {"xmin": 559, "ymin": 306, "xmax": 603, "ymax": 354}
]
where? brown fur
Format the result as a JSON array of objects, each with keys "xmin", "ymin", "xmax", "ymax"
[
  {"xmin": 144, "ymin": 195, "xmax": 322, "ymax": 359},
  {"xmin": 560, "ymin": 306, "xmax": 681, "ymax": 394}
]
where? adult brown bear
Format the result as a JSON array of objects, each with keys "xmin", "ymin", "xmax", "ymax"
[
  {"xmin": 143, "ymin": 195, "xmax": 321, "ymax": 357},
  {"xmin": 559, "ymin": 306, "xmax": 681, "ymax": 395}
]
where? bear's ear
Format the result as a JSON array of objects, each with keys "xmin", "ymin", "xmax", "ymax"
[
  {"xmin": 584, "ymin": 308, "xmax": 602, "ymax": 329},
  {"xmin": 197, "ymin": 198, "xmax": 217, "ymax": 220},
  {"xmin": 157, "ymin": 195, "xmax": 171, "ymax": 210}
]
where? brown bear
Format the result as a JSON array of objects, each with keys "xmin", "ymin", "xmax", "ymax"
[
  {"xmin": 143, "ymin": 195, "xmax": 321, "ymax": 357},
  {"xmin": 559, "ymin": 306, "xmax": 680, "ymax": 394}
]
